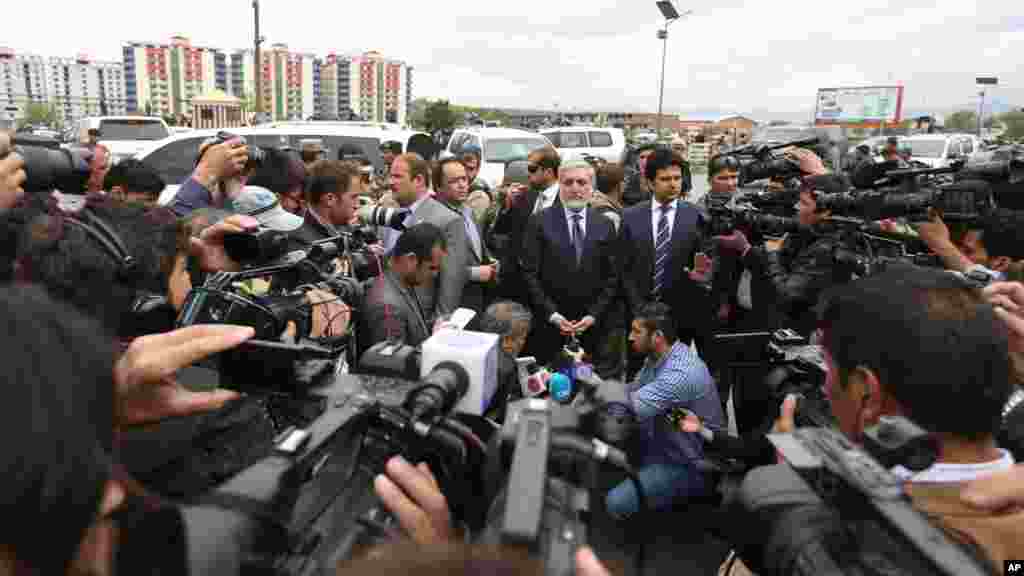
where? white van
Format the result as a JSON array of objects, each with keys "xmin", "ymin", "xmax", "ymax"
[
  {"xmin": 76, "ymin": 116, "xmax": 171, "ymax": 163},
  {"xmin": 540, "ymin": 127, "xmax": 627, "ymax": 165},
  {"xmin": 446, "ymin": 127, "xmax": 552, "ymax": 189},
  {"xmin": 136, "ymin": 124, "xmax": 432, "ymax": 205}
]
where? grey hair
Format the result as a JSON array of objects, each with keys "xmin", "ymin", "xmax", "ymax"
[
  {"xmin": 479, "ymin": 301, "xmax": 533, "ymax": 339},
  {"xmin": 558, "ymin": 159, "xmax": 595, "ymax": 177}
]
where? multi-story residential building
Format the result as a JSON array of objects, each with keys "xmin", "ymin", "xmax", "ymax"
[
  {"xmin": 1, "ymin": 48, "xmax": 124, "ymax": 124},
  {"xmin": 316, "ymin": 51, "xmax": 411, "ymax": 124},
  {"xmin": 228, "ymin": 44, "xmax": 320, "ymax": 121},
  {"xmin": 123, "ymin": 36, "xmax": 226, "ymax": 118}
]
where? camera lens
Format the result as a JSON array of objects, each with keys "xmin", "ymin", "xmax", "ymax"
[{"xmin": 14, "ymin": 141, "xmax": 93, "ymax": 194}]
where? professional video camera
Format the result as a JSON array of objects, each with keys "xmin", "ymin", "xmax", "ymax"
[
  {"xmin": 703, "ymin": 192, "xmax": 805, "ymax": 237},
  {"xmin": 6, "ymin": 134, "xmax": 94, "ymax": 193},
  {"xmin": 222, "ymin": 225, "xmax": 382, "ymax": 283},
  {"xmin": 728, "ymin": 417, "xmax": 995, "ymax": 576},
  {"xmin": 729, "ymin": 137, "xmax": 821, "ymax": 187},
  {"xmin": 356, "ymin": 204, "xmax": 407, "ymax": 231}
]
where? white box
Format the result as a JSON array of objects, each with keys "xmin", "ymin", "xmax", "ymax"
[{"xmin": 420, "ymin": 329, "xmax": 500, "ymax": 416}]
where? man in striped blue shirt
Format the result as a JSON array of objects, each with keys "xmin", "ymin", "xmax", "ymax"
[{"xmin": 606, "ymin": 302, "xmax": 726, "ymax": 520}]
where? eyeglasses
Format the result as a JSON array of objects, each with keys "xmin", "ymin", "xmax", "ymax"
[{"xmin": 527, "ymin": 164, "xmax": 541, "ymax": 173}]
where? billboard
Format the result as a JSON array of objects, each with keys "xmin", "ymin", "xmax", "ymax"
[{"xmin": 814, "ymin": 86, "xmax": 904, "ymax": 125}]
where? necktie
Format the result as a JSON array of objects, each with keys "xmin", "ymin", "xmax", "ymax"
[
  {"xmin": 571, "ymin": 212, "xmax": 585, "ymax": 266},
  {"xmin": 653, "ymin": 204, "xmax": 671, "ymax": 299},
  {"xmin": 463, "ymin": 208, "xmax": 482, "ymax": 258}
]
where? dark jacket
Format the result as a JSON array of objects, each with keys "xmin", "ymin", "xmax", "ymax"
[
  {"xmin": 360, "ymin": 269, "xmax": 432, "ymax": 353},
  {"xmin": 619, "ymin": 200, "xmax": 709, "ymax": 344},
  {"xmin": 744, "ymin": 230, "xmax": 850, "ymax": 335},
  {"xmin": 439, "ymin": 200, "xmax": 492, "ymax": 315},
  {"xmin": 488, "ymin": 187, "xmax": 561, "ymax": 302},
  {"xmin": 291, "ymin": 208, "xmax": 339, "ymax": 246},
  {"xmin": 521, "ymin": 205, "xmax": 618, "ymax": 323}
]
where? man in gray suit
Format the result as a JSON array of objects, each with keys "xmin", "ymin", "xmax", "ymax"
[
  {"xmin": 433, "ymin": 156, "xmax": 495, "ymax": 318},
  {"xmin": 381, "ymin": 153, "xmax": 467, "ymax": 323},
  {"xmin": 360, "ymin": 223, "xmax": 447, "ymax": 351}
]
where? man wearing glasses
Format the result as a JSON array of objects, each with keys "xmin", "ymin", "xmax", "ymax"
[{"xmin": 489, "ymin": 146, "xmax": 563, "ymax": 303}]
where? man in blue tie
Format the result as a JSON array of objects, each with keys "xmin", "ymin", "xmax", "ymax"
[
  {"xmin": 521, "ymin": 159, "xmax": 619, "ymax": 369},
  {"xmin": 619, "ymin": 148, "xmax": 711, "ymax": 371},
  {"xmin": 433, "ymin": 157, "xmax": 495, "ymax": 318}
]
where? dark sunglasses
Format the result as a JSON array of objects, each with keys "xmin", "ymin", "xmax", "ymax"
[{"xmin": 527, "ymin": 164, "xmax": 541, "ymax": 173}]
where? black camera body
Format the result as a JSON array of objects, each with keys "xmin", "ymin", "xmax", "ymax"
[
  {"xmin": 9, "ymin": 134, "xmax": 94, "ymax": 193},
  {"xmin": 704, "ymin": 193, "xmax": 805, "ymax": 238},
  {"xmin": 730, "ymin": 137, "xmax": 820, "ymax": 186}
]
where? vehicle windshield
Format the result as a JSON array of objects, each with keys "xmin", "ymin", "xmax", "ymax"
[
  {"xmin": 99, "ymin": 119, "xmax": 169, "ymax": 141},
  {"xmin": 906, "ymin": 140, "xmax": 946, "ymax": 158},
  {"xmin": 485, "ymin": 138, "xmax": 549, "ymax": 163}
]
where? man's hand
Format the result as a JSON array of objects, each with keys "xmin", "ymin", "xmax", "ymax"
[
  {"xmin": 0, "ymin": 133, "xmax": 26, "ymax": 212},
  {"xmin": 476, "ymin": 263, "xmax": 497, "ymax": 283},
  {"xmin": 189, "ymin": 214, "xmax": 260, "ymax": 272},
  {"xmin": 686, "ymin": 252, "xmax": 712, "ymax": 282},
  {"xmin": 785, "ymin": 147, "xmax": 827, "ymax": 176},
  {"xmin": 114, "ymin": 325, "xmax": 254, "ymax": 426},
  {"xmin": 552, "ymin": 313, "xmax": 575, "ymax": 336},
  {"xmin": 306, "ymin": 289, "xmax": 352, "ymax": 339},
  {"xmin": 572, "ymin": 315, "xmax": 596, "ymax": 335},
  {"xmin": 505, "ymin": 183, "xmax": 528, "ymax": 209},
  {"xmin": 677, "ymin": 409, "xmax": 703, "ymax": 434},
  {"xmin": 373, "ymin": 456, "xmax": 453, "ymax": 545},
  {"xmin": 772, "ymin": 394, "xmax": 798, "ymax": 435},
  {"xmin": 915, "ymin": 209, "xmax": 952, "ymax": 249},
  {"xmin": 575, "ymin": 547, "xmax": 612, "ymax": 576},
  {"xmin": 715, "ymin": 230, "xmax": 751, "ymax": 255},
  {"xmin": 984, "ymin": 282, "xmax": 1024, "ymax": 352},
  {"xmin": 194, "ymin": 139, "xmax": 249, "ymax": 186},
  {"xmin": 961, "ymin": 464, "xmax": 1024, "ymax": 511},
  {"xmin": 365, "ymin": 243, "xmax": 386, "ymax": 257}
]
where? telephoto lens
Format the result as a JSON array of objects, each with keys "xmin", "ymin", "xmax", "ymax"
[{"xmin": 12, "ymin": 135, "xmax": 93, "ymax": 194}]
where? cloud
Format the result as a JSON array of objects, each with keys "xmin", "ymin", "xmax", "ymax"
[{"xmin": 5, "ymin": 0, "xmax": 1021, "ymax": 117}]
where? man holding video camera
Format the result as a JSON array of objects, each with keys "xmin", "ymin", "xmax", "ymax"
[
  {"xmin": 714, "ymin": 151, "xmax": 852, "ymax": 338},
  {"xmin": 722, "ymin": 267, "xmax": 1024, "ymax": 575},
  {"xmin": 293, "ymin": 160, "xmax": 361, "ymax": 245}
]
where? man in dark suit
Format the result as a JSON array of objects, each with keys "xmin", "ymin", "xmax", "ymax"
[
  {"xmin": 619, "ymin": 148, "xmax": 712, "ymax": 363},
  {"xmin": 360, "ymin": 223, "xmax": 446, "ymax": 353},
  {"xmin": 521, "ymin": 159, "xmax": 618, "ymax": 369},
  {"xmin": 292, "ymin": 160, "xmax": 361, "ymax": 246},
  {"xmin": 488, "ymin": 146, "xmax": 561, "ymax": 303},
  {"xmin": 433, "ymin": 157, "xmax": 494, "ymax": 319}
]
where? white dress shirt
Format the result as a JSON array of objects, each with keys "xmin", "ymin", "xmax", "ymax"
[
  {"xmin": 533, "ymin": 183, "xmax": 560, "ymax": 214},
  {"xmin": 651, "ymin": 198, "xmax": 678, "ymax": 244},
  {"xmin": 564, "ymin": 206, "xmax": 587, "ymax": 242}
]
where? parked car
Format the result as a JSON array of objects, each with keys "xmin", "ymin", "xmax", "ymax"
[
  {"xmin": 902, "ymin": 134, "xmax": 978, "ymax": 169},
  {"xmin": 445, "ymin": 127, "xmax": 552, "ymax": 189},
  {"xmin": 540, "ymin": 126, "xmax": 627, "ymax": 165}
]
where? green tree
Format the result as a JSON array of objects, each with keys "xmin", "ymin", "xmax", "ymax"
[
  {"xmin": 409, "ymin": 97, "xmax": 431, "ymax": 130},
  {"xmin": 18, "ymin": 102, "xmax": 59, "ymax": 129},
  {"xmin": 424, "ymin": 100, "xmax": 456, "ymax": 135},
  {"xmin": 945, "ymin": 110, "xmax": 978, "ymax": 132},
  {"xmin": 998, "ymin": 111, "xmax": 1024, "ymax": 140}
]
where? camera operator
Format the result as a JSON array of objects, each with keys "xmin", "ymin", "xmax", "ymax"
[
  {"xmin": 360, "ymin": 222, "xmax": 447, "ymax": 352},
  {"xmin": 292, "ymin": 160, "xmax": 361, "ymax": 245},
  {"xmin": 245, "ymin": 146, "xmax": 308, "ymax": 216},
  {"xmin": 917, "ymin": 209, "xmax": 1024, "ymax": 283},
  {"xmin": 169, "ymin": 137, "xmax": 250, "ymax": 217},
  {"xmin": 726, "ymin": 267, "xmax": 1023, "ymax": 575},
  {"xmin": 714, "ymin": 173, "xmax": 851, "ymax": 338},
  {"xmin": 0, "ymin": 132, "xmax": 27, "ymax": 212}
]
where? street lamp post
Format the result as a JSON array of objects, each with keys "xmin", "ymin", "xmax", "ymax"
[
  {"xmin": 976, "ymin": 77, "xmax": 998, "ymax": 137},
  {"xmin": 655, "ymin": 1, "xmax": 691, "ymax": 139},
  {"xmin": 253, "ymin": 0, "xmax": 265, "ymax": 120}
]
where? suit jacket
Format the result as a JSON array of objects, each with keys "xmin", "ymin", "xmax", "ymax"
[
  {"xmin": 360, "ymin": 269, "xmax": 431, "ymax": 353},
  {"xmin": 405, "ymin": 196, "xmax": 468, "ymax": 322},
  {"xmin": 440, "ymin": 201, "xmax": 491, "ymax": 314},
  {"xmin": 619, "ymin": 200, "xmax": 707, "ymax": 337},
  {"xmin": 489, "ymin": 188, "xmax": 561, "ymax": 302},
  {"xmin": 521, "ymin": 205, "xmax": 618, "ymax": 323}
]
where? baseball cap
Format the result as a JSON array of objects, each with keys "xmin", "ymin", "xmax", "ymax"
[{"xmin": 227, "ymin": 186, "xmax": 304, "ymax": 232}]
